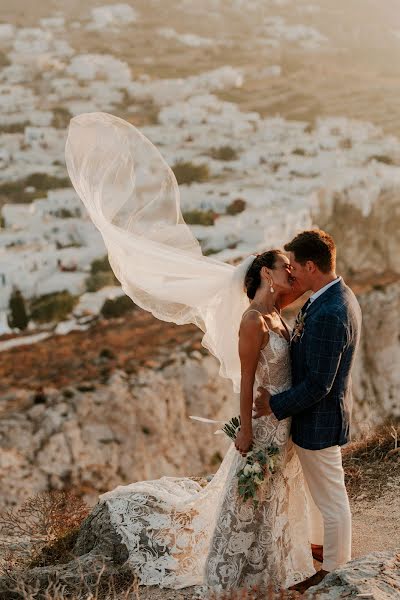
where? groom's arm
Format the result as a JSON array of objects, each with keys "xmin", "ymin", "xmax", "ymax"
[{"xmin": 270, "ymin": 313, "xmax": 348, "ymax": 420}]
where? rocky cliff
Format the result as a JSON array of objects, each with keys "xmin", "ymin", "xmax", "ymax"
[
  {"xmin": 314, "ymin": 179, "xmax": 400, "ymax": 430},
  {"xmin": 0, "ymin": 355, "xmax": 233, "ymax": 509},
  {"xmin": 1, "ymin": 177, "xmax": 399, "ymax": 509}
]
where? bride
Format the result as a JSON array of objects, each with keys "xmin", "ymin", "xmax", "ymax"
[{"xmin": 65, "ymin": 112, "xmax": 315, "ymax": 594}]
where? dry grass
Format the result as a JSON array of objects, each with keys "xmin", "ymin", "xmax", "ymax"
[
  {"xmin": 0, "ymin": 491, "xmax": 89, "ymax": 575},
  {"xmin": 0, "ymin": 569, "xmax": 141, "ymax": 600},
  {"xmin": 207, "ymin": 586, "xmax": 297, "ymax": 600},
  {"xmin": 343, "ymin": 422, "xmax": 400, "ymax": 500},
  {"xmin": 0, "ymin": 492, "xmax": 141, "ymax": 599}
]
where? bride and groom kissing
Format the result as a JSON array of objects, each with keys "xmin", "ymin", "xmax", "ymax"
[
  {"xmin": 65, "ymin": 113, "xmax": 362, "ymax": 597},
  {"xmin": 98, "ymin": 229, "xmax": 361, "ymax": 596},
  {"xmin": 234, "ymin": 229, "xmax": 361, "ymax": 593}
]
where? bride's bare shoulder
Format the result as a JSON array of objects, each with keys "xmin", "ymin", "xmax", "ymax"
[{"xmin": 240, "ymin": 310, "xmax": 270, "ymax": 334}]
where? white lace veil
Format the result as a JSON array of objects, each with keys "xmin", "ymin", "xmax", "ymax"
[{"xmin": 65, "ymin": 112, "xmax": 256, "ymax": 392}]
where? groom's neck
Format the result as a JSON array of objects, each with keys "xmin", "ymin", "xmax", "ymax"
[{"xmin": 310, "ymin": 271, "xmax": 338, "ymax": 293}]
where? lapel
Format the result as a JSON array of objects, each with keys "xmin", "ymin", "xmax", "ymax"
[
  {"xmin": 290, "ymin": 278, "xmax": 345, "ymax": 350},
  {"xmin": 303, "ymin": 277, "xmax": 344, "ymax": 323}
]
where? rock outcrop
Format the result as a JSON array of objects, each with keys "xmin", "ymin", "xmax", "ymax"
[
  {"xmin": 0, "ymin": 354, "xmax": 233, "ymax": 509},
  {"xmin": 304, "ymin": 549, "xmax": 400, "ymax": 599},
  {"xmin": 314, "ymin": 180, "xmax": 400, "ymax": 431},
  {"xmin": 0, "ymin": 502, "xmax": 133, "ymax": 599}
]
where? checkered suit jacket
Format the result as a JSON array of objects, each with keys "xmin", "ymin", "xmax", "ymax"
[{"xmin": 270, "ymin": 278, "xmax": 362, "ymax": 450}]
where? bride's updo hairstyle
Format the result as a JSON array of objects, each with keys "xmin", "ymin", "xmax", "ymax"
[{"xmin": 244, "ymin": 250, "xmax": 285, "ymax": 300}]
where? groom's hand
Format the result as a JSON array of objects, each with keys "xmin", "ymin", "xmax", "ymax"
[{"xmin": 253, "ymin": 387, "xmax": 272, "ymax": 418}]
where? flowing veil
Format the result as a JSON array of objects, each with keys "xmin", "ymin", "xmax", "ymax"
[
  {"xmin": 65, "ymin": 113, "xmax": 315, "ymax": 591},
  {"xmin": 65, "ymin": 112, "xmax": 255, "ymax": 392}
]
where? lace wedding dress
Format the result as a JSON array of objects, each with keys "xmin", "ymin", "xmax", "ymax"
[
  {"xmin": 99, "ymin": 329, "xmax": 315, "ymax": 594},
  {"xmin": 65, "ymin": 112, "xmax": 314, "ymax": 594}
]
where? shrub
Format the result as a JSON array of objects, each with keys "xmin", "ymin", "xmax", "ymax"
[
  {"xmin": 99, "ymin": 347, "xmax": 116, "ymax": 359},
  {"xmin": 54, "ymin": 208, "xmax": 81, "ymax": 218},
  {"xmin": 0, "ymin": 50, "xmax": 10, "ymax": 68},
  {"xmin": 100, "ymin": 295, "xmax": 135, "ymax": 319},
  {"xmin": 0, "ymin": 121, "xmax": 29, "ymax": 134},
  {"xmin": 0, "ymin": 491, "xmax": 89, "ymax": 572},
  {"xmin": 172, "ymin": 161, "xmax": 209, "ymax": 185},
  {"xmin": 30, "ymin": 291, "xmax": 78, "ymax": 323},
  {"xmin": 0, "ymin": 173, "xmax": 71, "ymax": 204},
  {"xmin": 209, "ymin": 145, "xmax": 238, "ymax": 161},
  {"xmin": 339, "ymin": 137, "xmax": 353, "ymax": 150},
  {"xmin": 25, "ymin": 173, "xmax": 71, "ymax": 190},
  {"xmin": 90, "ymin": 255, "xmax": 114, "ymax": 275},
  {"xmin": 203, "ymin": 247, "xmax": 220, "ymax": 256},
  {"xmin": 292, "ymin": 147, "xmax": 306, "ymax": 156},
  {"xmin": 226, "ymin": 198, "xmax": 246, "ymax": 216},
  {"xmin": 182, "ymin": 209, "xmax": 216, "ymax": 226},
  {"xmin": 369, "ymin": 154, "xmax": 394, "ymax": 165},
  {"xmin": 85, "ymin": 271, "xmax": 117, "ymax": 292},
  {"xmin": 51, "ymin": 107, "xmax": 73, "ymax": 129},
  {"xmin": 86, "ymin": 256, "xmax": 119, "ymax": 292},
  {"xmin": 7, "ymin": 288, "xmax": 29, "ymax": 331}
]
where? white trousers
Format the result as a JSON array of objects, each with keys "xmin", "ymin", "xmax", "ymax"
[{"xmin": 294, "ymin": 444, "xmax": 352, "ymax": 572}]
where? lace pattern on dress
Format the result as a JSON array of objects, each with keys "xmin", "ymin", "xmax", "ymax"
[{"xmin": 99, "ymin": 331, "xmax": 314, "ymax": 592}]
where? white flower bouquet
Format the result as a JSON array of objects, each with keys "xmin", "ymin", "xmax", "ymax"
[{"xmin": 221, "ymin": 416, "xmax": 280, "ymax": 506}]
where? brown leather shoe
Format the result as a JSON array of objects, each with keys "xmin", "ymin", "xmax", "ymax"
[
  {"xmin": 288, "ymin": 569, "xmax": 329, "ymax": 593},
  {"xmin": 311, "ymin": 543, "xmax": 323, "ymax": 563}
]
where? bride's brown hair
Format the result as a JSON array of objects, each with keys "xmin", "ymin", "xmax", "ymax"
[{"xmin": 244, "ymin": 250, "xmax": 285, "ymax": 300}]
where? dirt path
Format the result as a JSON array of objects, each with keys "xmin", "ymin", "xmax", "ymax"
[{"xmin": 351, "ymin": 484, "xmax": 400, "ymax": 558}]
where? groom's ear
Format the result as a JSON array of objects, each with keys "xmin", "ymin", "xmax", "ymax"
[{"xmin": 305, "ymin": 260, "xmax": 317, "ymax": 273}]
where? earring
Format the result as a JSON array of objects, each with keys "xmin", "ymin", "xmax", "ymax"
[{"xmin": 269, "ymin": 279, "xmax": 275, "ymax": 293}]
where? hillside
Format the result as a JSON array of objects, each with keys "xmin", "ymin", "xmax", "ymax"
[{"xmin": 0, "ymin": 308, "xmax": 200, "ymax": 393}]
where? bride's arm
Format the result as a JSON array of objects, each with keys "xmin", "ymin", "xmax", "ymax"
[{"xmin": 234, "ymin": 314, "xmax": 268, "ymax": 456}]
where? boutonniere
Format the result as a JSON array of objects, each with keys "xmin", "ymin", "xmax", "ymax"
[{"xmin": 291, "ymin": 310, "xmax": 307, "ymax": 343}]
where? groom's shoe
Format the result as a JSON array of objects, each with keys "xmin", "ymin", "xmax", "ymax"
[
  {"xmin": 311, "ymin": 543, "xmax": 323, "ymax": 563},
  {"xmin": 288, "ymin": 569, "xmax": 329, "ymax": 594}
]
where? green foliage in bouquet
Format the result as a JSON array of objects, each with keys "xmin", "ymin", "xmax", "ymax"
[{"xmin": 221, "ymin": 416, "xmax": 281, "ymax": 506}]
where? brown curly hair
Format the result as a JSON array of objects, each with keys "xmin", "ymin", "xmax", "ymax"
[{"xmin": 284, "ymin": 229, "xmax": 336, "ymax": 273}]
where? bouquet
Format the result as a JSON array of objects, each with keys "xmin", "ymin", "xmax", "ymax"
[{"xmin": 221, "ymin": 416, "xmax": 280, "ymax": 506}]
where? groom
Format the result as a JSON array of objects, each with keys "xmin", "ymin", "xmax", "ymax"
[{"xmin": 254, "ymin": 229, "xmax": 362, "ymax": 593}]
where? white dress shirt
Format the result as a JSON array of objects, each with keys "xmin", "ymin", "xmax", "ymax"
[{"xmin": 309, "ymin": 277, "xmax": 341, "ymax": 304}]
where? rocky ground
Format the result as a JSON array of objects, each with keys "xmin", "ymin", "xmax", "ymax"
[{"xmin": 0, "ymin": 426, "xmax": 398, "ymax": 600}]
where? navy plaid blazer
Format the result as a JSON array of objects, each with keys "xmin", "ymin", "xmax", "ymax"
[{"xmin": 270, "ymin": 278, "xmax": 362, "ymax": 450}]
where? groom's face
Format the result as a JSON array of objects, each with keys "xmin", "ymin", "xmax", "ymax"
[{"xmin": 287, "ymin": 252, "xmax": 311, "ymax": 293}]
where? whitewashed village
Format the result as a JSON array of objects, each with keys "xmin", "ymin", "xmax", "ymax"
[
  {"xmin": 1, "ymin": 2, "xmax": 400, "ymax": 345},
  {"xmin": 0, "ymin": 2, "xmax": 399, "ymax": 598}
]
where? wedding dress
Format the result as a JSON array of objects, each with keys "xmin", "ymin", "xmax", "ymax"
[
  {"xmin": 99, "ymin": 329, "xmax": 314, "ymax": 593},
  {"xmin": 65, "ymin": 112, "xmax": 315, "ymax": 594}
]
